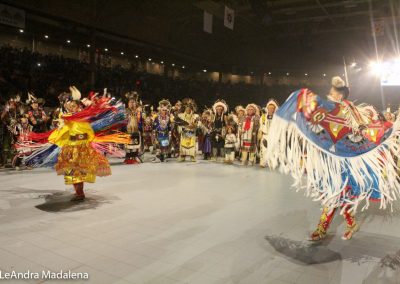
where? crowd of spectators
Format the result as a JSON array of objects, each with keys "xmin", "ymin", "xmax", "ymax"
[{"xmin": 0, "ymin": 45, "xmax": 307, "ymax": 109}]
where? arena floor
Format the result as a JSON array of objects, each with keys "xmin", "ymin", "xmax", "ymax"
[{"xmin": 0, "ymin": 155, "xmax": 399, "ymax": 284}]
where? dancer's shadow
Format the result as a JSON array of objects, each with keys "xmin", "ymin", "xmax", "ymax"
[
  {"xmin": 35, "ymin": 191, "xmax": 114, "ymax": 212},
  {"xmin": 264, "ymin": 209, "xmax": 400, "ymax": 284},
  {"xmin": 264, "ymin": 234, "xmax": 342, "ymax": 265}
]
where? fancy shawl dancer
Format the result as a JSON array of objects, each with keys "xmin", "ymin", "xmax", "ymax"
[
  {"xmin": 258, "ymin": 99, "xmax": 278, "ymax": 168},
  {"xmin": 266, "ymin": 76, "xmax": 400, "ymax": 240},
  {"xmin": 25, "ymin": 86, "xmax": 129, "ymax": 201}
]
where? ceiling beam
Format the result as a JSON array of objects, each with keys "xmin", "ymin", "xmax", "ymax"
[
  {"xmin": 315, "ymin": 0, "xmax": 338, "ymax": 27},
  {"xmin": 270, "ymin": 10, "xmax": 377, "ymax": 25},
  {"xmin": 271, "ymin": 0, "xmax": 378, "ymax": 14}
]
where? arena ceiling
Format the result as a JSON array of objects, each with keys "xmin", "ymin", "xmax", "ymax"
[{"xmin": 4, "ymin": 0, "xmax": 399, "ymax": 73}]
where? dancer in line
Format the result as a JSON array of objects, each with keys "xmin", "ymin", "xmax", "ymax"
[
  {"xmin": 177, "ymin": 98, "xmax": 199, "ymax": 162},
  {"xmin": 152, "ymin": 99, "xmax": 172, "ymax": 163},
  {"xmin": 258, "ymin": 99, "xmax": 278, "ymax": 168},
  {"xmin": 124, "ymin": 92, "xmax": 143, "ymax": 164},
  {"xmin": 240, "ymin": 104, "xmax": 260, "ymax": 166},
  {"xmin": 211, "ymin": 100, "xmax": 228, "ymax": 161}
]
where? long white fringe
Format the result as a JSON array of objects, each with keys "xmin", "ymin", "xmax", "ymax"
[{"xmin": 266, "ymin": 115, "xmax": 400, "ymax": 214}]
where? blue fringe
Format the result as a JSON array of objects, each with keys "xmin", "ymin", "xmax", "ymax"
[
  {"xmin": 91, "ymin": 102, "xmax": 127, "ymax": 133},
  {"xmin": 24, "ymin": 144, "xmax": 60, "ymax": 168}
]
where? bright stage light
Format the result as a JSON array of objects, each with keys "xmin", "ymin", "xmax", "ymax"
[
  {"xmin": 378, "ymin": 60, "xmax": 400, "ymax": 86},
  {"xmin": 369, "ymin": 61, "xmax": 383, "ymax": 76}
]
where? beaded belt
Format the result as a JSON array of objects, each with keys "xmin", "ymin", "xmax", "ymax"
[{"xmin": 70, "ymin": 133, "xmax": 88, "ymax": 141}]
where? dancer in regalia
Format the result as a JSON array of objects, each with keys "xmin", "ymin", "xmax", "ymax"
[
  {"xmin": 13, "ymin": 117, "xmax": 34, "ymax": 169},
  {"xmin": 240, "ymin": 104, "xmax": 260, "ymax": 166},
  {"xmin": 177, "ymin": 98, "xmax": 199, "ymax": 162},
  {"xmin": 170, "ymin": 101, "xmax": 182, "ymax": 157},
  {"xmin": 235, "ymin": 105, "xmax": 246, "ymax": 159},
  {"xmin": 26, "ymin": 93, "xmax": 48, "ymax": 133},
  {"xmin": 25, "ymin": 86, "xmax": 129, "ymax": 201},
  {"xmin": 152, "ymin": 99, "xmax": 172, "ymax": 163},
  {"xmin": 211, "ymin": 100, "xmax": 228, "ymax": 161},
  {"xmin": 258, "ymin": 99, "xmax": 278, "ymax": 168},
  {"xmin": 142, "ymin": 116, "xmax": 154, "ymax": 152},
  {"xmin": 124, "ymin": 92, "xmax": 143, "ymax": 164},
  {"xmin": 224, "ymin": 125, "xmax": 237, "ymax": 164},
  {"xmin": 1, "ymin": 96, "xmax": 23, "ymax": 167},
  {"xmin": 267, "ymin": 76, "xmax": 400, "ymax": 240},
  {"xmin": 200, "ymin": 109, "xmax": 213, "ymax": 160}
]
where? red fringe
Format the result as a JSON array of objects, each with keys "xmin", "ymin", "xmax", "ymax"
[
  {"xmin": 29, "ymin": 130, "xmax": 55, "ymax": 143},
  {"xmin": 62, "ymin": 104, "xmax": 116, "ymax": 122}
]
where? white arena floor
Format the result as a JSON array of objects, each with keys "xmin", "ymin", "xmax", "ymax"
[{"xmin": 0, "ymin": 155, "xmax": 399, "ymax": 284}]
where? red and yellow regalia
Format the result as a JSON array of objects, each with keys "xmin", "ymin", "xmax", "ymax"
[{"xmin": 25, "ymin": 87, "xmax": 129, "ymax": 201}]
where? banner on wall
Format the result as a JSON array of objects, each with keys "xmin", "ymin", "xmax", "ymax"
[
  {"xmin": 371, "ymin": 20, "xmax": 384, "ymax": 37},
  {"xmin": 203, "ymin": 10, "xmax": 213, "ymax": 34},
  {"xmin": 224, "ymin": 5, "xmax": 234, "ymax": 30},
  {"xmin": 0, "ymin": 4, "xmax": 25, "ymax": 29}
]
